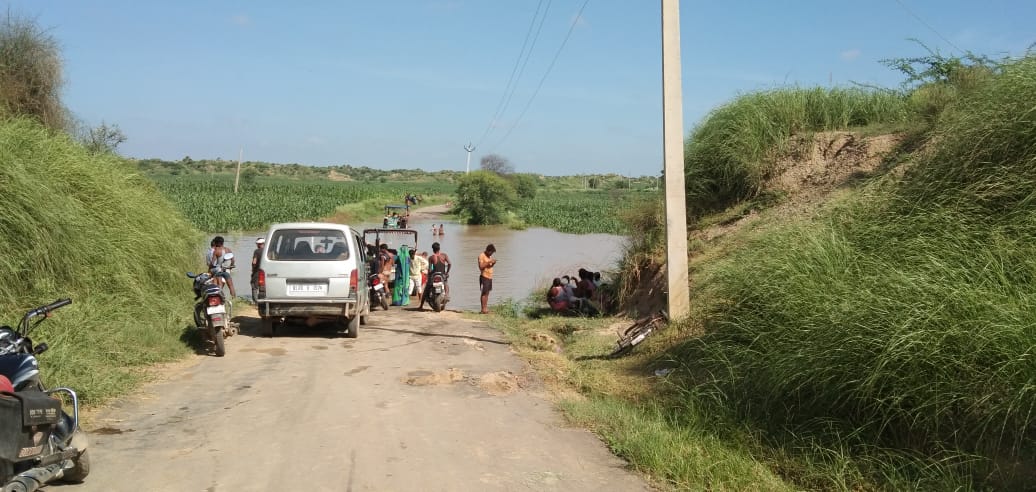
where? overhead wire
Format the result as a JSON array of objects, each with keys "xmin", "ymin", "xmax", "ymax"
[
  {"xmin": 489, "ymin": 0, "xmax": 591, "ymax": 153},
  {"xmin": 474, "ymin": 0, "xmax": 552, "ymax": 148},
  {"xmin": 892, "ymin": 0, "xmax": 963, "ymax": 53}
]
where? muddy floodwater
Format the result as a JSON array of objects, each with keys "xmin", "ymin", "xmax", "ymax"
[{"xmin": 204, "ymin": 219, "xmax": 626, "ymax": 312}]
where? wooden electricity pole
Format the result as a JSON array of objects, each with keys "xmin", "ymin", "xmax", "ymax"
[{"xmin": 661, "ymin": 0, "xmax": 690, "ymax": 319}]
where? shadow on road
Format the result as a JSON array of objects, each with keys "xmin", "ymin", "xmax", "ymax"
[{"xmin": 363, "ymin": 325, "xmax": 509, "ymax": 345}]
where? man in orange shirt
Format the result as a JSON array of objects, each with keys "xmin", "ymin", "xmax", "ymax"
[{"xmin": 477, "ymin": 244, "xmax": 497, "ymax": 314}]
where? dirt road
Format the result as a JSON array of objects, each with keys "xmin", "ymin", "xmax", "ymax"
[{"xmin": 73, "ymin": 306, "xmax": 649, "ymax": 491}]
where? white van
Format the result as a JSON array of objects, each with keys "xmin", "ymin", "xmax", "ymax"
[{"xmin": 255, "ymin": 222, "xmax": 370, "ymax": 337}]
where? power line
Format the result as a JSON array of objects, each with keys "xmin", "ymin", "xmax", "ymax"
[
  {"xmin": 892, "ymin": 0, "xmax": 963, "ymax": 53},
  {"xmin": 490, "ymin": 0, "xmax": 591, "ymax": 152},
  {"xmin": 475, "ymin": 0, "xmax": 551, "ymax": 148}
]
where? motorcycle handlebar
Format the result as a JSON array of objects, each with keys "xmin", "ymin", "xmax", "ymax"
[
  {"xmin": 20, "ymin": 298, "xmax": 71, "ymax": 332},
  {"xmin": 43, "ymin": 298, "xmax": 73, "ymax": 312}
]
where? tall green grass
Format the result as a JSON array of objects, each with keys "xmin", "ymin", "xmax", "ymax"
[
  {"xmin": 684, "ymin": 87, "xmax": 915, "ymax": 215},
  {"xmin": 676, "ymin": 57, "xmax": 1036, "ymax": 487},
  {"xmin": 0, "ymin": 118, "xmax": 200, "ymax": 403},
  {"xmin": 516, "ymin": 190, "xmax": 657, "ymax": 234}
]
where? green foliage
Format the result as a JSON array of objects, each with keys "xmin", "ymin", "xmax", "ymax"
[
  {"xmin": 509, "ymin": 173, "xmax": 539, "ymax": 199},
  {"xmin": 0, "ymin": 118, "xmax": 199, "ymax": 403},
  {"xmin": 0, "ymin": 12, "xmax": 66, "ymax": 130},
  {"xmin": 683, "ymin": 87, "xmax": 914, "ymax": 216},
  {"xmin": 882, "ymin": 43, "xmax": 1004, "ymax": 121},
  {"xmin": 152, "ymin": 175, "xmax": 454, "ymax": 231},
  {"xmin": 676, "ymin": 56, "xmax": 1036, "ymax": 487},
  {"xmin": 516, "ymin": 190, "xmax": 656, "ymax": 234},
  {"xmin": 453, "ymin": 171, "xmax": 517, "ymax": 225},
  {"xmin": 136, "ymin": 157, "xmax": 465, "ymax": 183}
]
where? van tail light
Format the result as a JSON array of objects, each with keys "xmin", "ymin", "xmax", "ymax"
[
  {"xmin": 350, "ymin": 269, "xmax": 358, "ymax": 291},
  {"xmin": 258, "ymin": 269, "xmax": 265, "ymax": 287}
]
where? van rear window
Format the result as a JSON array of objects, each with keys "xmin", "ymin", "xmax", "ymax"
[{"xmin": 267, "ymin": 229, "xmax": 350, "ymax": 261}]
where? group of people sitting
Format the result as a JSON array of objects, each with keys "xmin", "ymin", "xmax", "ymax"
[{"xmin": 546, "ymin": 268, "xmax": 605, "ymax": 315}]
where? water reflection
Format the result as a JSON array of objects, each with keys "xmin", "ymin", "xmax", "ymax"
[{"xmin": 205, "ymin": 218, "xmax": 626, "ymax": 312}]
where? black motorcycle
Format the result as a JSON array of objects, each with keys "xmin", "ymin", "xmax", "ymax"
[
  {"xmin": 427, "ymin": 272, "xmax": 449, "ymax": 312},
  {"xmin": 368, "ymin": 273, "xmax": 389, "ymax": 311},
  {"xmin": 186, "ymin": 272, "xmax": 233, "ymax": 357},
  {"xmin": 0, "ymin": 299, "xmax": 90, "ymax": 491}
]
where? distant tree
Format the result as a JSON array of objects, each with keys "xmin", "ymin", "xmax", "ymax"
[
  {"xmin": 0, "ymin": 12, "xmax": 66, "ymax": 130},
  {"xmin": 588, "ymin": 176, "xmax": 600, "ymax": 189},
  {"xmin": 480, "ymin": 154, "xmax": 514, "ymax": 175},
  {"xmin": 509, "ymin": 173, "xmax": 538, "ymax": 199},
  {"xmin": 83, "ymin": 121, "xmax": 127, "ymax": 154},
  {"xmin": 454, "ymin": 171, "xmax": 517, "ymax": 225},
  {"xmin": 240, "ymin": 167, "xmax": 259, "ymax": 185}
]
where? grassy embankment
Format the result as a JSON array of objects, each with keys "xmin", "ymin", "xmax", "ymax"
[
  {"xmin": 149, "ymin": 174, "xmax": 454, "ymax": 231},
  {"xmin": 491, "ymin": 57, "xmax": 1034, "ymax": 490},
  {"xmin": 0, "ymin": 118, "xmax": 200, "ymax": 404}
]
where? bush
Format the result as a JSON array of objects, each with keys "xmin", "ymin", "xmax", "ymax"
[
  {"xmin": 453, "ymin": 171, "xmax": 517, "ymax": 225},
  {"xmin": 0, "ymin": 13, "xmax": 66, "ymax": 130}
]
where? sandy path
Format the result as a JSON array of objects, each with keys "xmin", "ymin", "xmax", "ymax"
[{"xmin": 70, "ymin": 306, "xmax": 648, "ymax": 491}]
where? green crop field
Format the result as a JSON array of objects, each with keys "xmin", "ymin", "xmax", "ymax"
[
  {"xmin": 152, "ymin": 175, "xmax": 454, "ymax": 231},
  {"xmin": 517, "ymin": 190, "xmax": 658, "ymax": 235}
]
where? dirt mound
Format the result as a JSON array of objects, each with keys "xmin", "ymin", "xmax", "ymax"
[
  {"xmin": 769, "ymin": 131, "xmax": 900, "ymax": 198},
  {"xmin": 478, "ymin": 371, "xmax": 521, "ymax": 395},
  {"xmin": 327, "ymin": 169, "xmax": 352, "ymax": 181},
  {"xmin": 696, "ymin": 131, "xmax": 903, "ymax": 243}
]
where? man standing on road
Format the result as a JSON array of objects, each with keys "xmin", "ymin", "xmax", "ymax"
[
  {"xmin": 250, "ymin": 237, "xmax": 265, "ymax": 302},
  {"xmin": 478, "ymin": 244, "xmax": 497, "ymax": 314},
  {"xmin": 410, "ymin": 250, "xmax": 428, "ymax": 303},
  {"xmin": 418, "ymin": 242, "xmax": 451, "ymax": 311}
]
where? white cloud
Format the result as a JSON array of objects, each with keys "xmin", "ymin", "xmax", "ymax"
[
  {"xmin": 840, "ymin": 49, "xmax": 861, "ymax": 61},
  {"xmin": 230, "ymin": 14, "xmax": 251, "ymax": 26}
]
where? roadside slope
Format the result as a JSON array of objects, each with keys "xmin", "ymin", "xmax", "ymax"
[{"xmin": 0, "ymin": 118, "xmax": 200, "ymax": 402}]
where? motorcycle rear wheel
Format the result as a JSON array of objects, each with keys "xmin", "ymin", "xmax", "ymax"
[
  {"xmin": 211, "ymin": 325, "xmax": 226, "ymax": 357},
  {"xmin": 379, "ymin": 295, "xmax": 389, "ymax": 310},
  {"xmin": 434, "ymin": 294, "xmax": 445, "ymax": 312}
]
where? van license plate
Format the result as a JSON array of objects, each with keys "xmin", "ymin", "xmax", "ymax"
[{"xmin": 288, "ymin": 283, "xmax": 327, "ymax": 296}]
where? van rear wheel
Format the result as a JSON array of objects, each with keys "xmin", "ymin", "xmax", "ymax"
[{"xmin": 344, "ymin": 315, "xmax": 359, "ymax": 338}]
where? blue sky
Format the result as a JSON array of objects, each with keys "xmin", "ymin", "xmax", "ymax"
[{"xmin": 10, "ymin": 0, "xmax": 1035, "ymax": 175}]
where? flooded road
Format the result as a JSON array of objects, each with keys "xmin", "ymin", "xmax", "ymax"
[{"xmin": 207, "ymin": 214, "xmax": 626, "ymax": 312}]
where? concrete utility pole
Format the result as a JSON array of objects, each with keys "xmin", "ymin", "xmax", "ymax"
[
  {"xmin": 234, "ymin": 148, "xmax": 243, "ymax": 194},
  {"xmin": 464, "ymin": 142, "xmax": 475, "ymax": 174},
  {"xmin": 661, "ymin": 0, "xmax": 690, "ymax": 319}
]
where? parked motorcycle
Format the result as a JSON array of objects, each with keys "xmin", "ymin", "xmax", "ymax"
[
  {"xmin": 427, "ymin": 272, "xmax": 449, "ymax": 312},
  {"xmin": 186, "ymin": 271, "xmax": 236, "ymax": 357},
  {"xmin": 0, "ymin": 299, "xmax": 90, "ymax": 491},
  {"xmin": 368, "ymin": 274, "xmax": 389, "ymax": 311}
]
